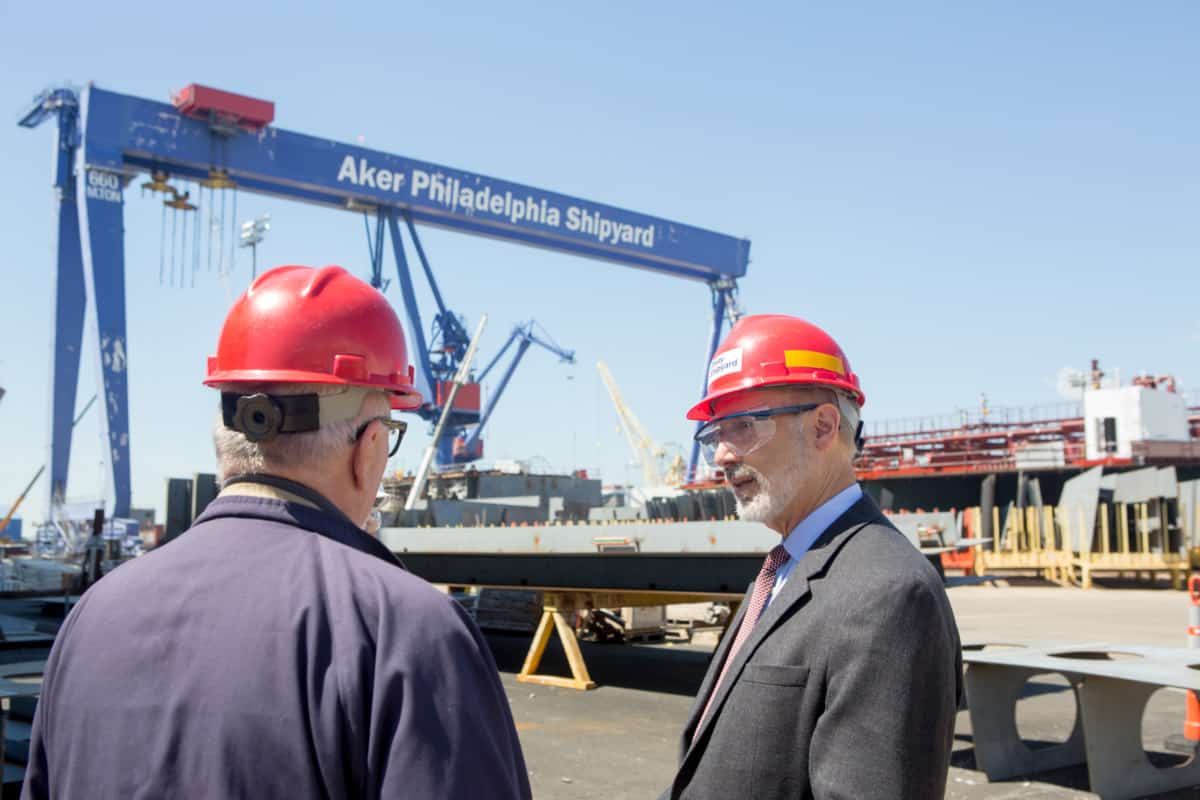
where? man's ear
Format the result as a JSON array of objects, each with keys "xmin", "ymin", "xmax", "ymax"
[
  {"xmin": 351, "ymin": 421, "xmax": 380, "ymax": 491},
  {"xmin": 813, "ymin": 404, "xmax": 840, "ymax": 449}
]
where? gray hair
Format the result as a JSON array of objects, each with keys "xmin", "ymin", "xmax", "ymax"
[
  {"xmin": 833, "ymin": 391, "xmax": 862, "ymax": 452},
  {"xmin": 211, "ymin": 383, "xmax": 388, "ymax": 481}
]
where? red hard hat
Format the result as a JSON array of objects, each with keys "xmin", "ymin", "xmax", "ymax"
[
  {"xmin": 204, "ymin": 265, "xmax": 423, "ymax": 410},
  {"xmin": 686, "ymin": 314, "xmax": 864, "ymax": 421}
]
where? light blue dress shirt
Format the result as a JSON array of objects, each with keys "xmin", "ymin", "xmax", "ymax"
[{"xmin": 767, "ymin": 482, "xmax": 864, "ymax": 605}]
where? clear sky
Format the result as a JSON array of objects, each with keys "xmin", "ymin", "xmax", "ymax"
[{"xmin": 1, "ymin": 2, "xmax": 1197, "ymax": 523}]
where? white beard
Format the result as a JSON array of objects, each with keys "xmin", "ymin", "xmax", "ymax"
[{"xmin": 730, "ymin": 449, "xmax": 808, "ymax": 525}]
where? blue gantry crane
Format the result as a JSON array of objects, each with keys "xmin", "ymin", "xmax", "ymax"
[{"xmin": 19, "ymin": 82, "xmax": 749, "ymax": 519}]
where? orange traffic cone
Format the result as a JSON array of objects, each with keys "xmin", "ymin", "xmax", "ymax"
[
  {"xmin": 1186, "ymin": 576, "xmax": 1200, "ymax": 742},
  {"xmin": 1167, "ymin": 576, "xmax": 1200, "ymax": 753},
  {"xmin": 1186, "ymin": 692, "xmax": 1200, "ymax": 743}
]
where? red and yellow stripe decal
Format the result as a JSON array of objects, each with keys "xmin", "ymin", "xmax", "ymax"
[{"xmin": 784, "ymin": 349, "xmax": 844, "ymax": 375}]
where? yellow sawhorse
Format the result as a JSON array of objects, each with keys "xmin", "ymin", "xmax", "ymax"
[
  {"xmin": 517, "ymin": 602, "xmax": 596, "ymax": 691},
  {"xmin": 514, "ymin": 590, "xmax": 739, "ymax": 691}
]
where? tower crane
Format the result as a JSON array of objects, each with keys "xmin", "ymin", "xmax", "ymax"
[{"xmin": 596, "ymin": 361, "xmax": 666, "ymax": 487}]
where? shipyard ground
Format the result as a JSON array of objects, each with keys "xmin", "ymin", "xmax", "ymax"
[{"xmin": 483, "ymin": 581, "xmax": 1200, "ymax": 799}]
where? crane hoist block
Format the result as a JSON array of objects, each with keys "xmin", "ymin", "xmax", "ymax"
[
  {"xmin": 172, "ymin": 84, "xmax": 275, "ymax": 131},
  {"xmin": 436, "ymin": 381, "xmax": 481, "ymax": 413}
]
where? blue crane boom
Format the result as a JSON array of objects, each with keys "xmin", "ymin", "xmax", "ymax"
[
  {"xmin": 19, "ymin": 83, "xmax": 749, "ymax": 517},
  {"xmin": 448, "ymin": 322, "xmax": 576, "ymax": 464}
]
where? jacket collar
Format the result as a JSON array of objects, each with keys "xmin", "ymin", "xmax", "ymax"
[{"xmin": 190, "ymin": 478, "xmax": 405, "ymax": 570}]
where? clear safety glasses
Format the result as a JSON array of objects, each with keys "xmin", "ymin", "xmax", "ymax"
[
  {"xmin": 353, "ymin": 417, "xmax": 408, "ymax": 457},
  {"xmin": 693, "ymin": 403, "xmax": 821, "ymax": 465}
]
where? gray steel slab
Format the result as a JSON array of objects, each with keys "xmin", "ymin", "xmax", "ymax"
[
  {"xmin": 383, "ymin": 519, "xmax": 946, "ymax": 593},
  {"xmin": 382, "ymin": 519, "xmax": 779, "ymax": 555},
  {"xmin": 1181, "ymin": 479, "xmax": 1200, "ymax": 547},
  {"xmin": 964, "ymin": 641, "xmax": 1200, "ymax": 692},
  {"xmin": 399, "ymin": 552, "xmax": 759, "ymax": 595},
  {"xmin": 1113, "ymin": 467, "xmax": 1178, "ymax": 505},
  {"xmin": 1057, "ymin": 468, "xmax": 1103, "ymax": 552},
  {"xmin": 965, "ymin": 641, "xmax": 1200, "ymax": 799}
]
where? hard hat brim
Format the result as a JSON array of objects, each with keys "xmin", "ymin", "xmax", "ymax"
[
  {"xmin": 686, "ymin": 374, "xmax": 866, "ymax": 422},
  {"xmin": 204, "ymin": 368, "xmax": 423, "ymax": 411}
]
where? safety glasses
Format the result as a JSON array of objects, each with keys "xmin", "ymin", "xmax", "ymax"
[
  {"xmin": 353, "ymin": 417, "xmax": 408, "ymax": 457},
  {"xmin": 694, "ymin": 403, "xmax": 821, "ymax": 465}
]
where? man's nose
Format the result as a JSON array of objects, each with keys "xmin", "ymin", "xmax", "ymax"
[{"xmin": 714, "ymin": 440, "xmax": 739, "ymax": 469}]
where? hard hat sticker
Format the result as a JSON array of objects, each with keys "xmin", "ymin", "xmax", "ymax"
[
  {"xmin": 708, "ymin": 348, "xmax": 743, "ymax": 387},
  {"xmin": 784, "ymin": 349, "xmax": 845, "ymax": 375}
]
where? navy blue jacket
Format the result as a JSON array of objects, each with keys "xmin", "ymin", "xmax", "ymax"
[{"xmin": 22, "ymin": 492, "xmax": 531, "ymax": 800}]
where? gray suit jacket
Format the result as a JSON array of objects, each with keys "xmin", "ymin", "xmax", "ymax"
[{"xmin": 666, "ymin": 494, "xmax": 962, "ymax": 800}]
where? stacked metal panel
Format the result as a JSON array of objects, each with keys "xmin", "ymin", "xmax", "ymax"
[
  {"xmin": 1181, "ymin": 479, "xmax": 1200, "ymax": 549},
  {"xmin": 1056, "ymin": 467, "xmax": 1104, "ymax": 552}
]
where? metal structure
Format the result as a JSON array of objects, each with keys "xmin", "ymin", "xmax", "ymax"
[
  {"xmin": 19, "ymin": 83, "xmax": 749, "ymax": 518},
  {"xmin": 381, "ymin": 519, "xmax": 777, "ymax": 592},
  {"xmin": 380, "ymin": 513, "xmax": 958, "ymax": 591},
  {"xmin": 380, "ymin": 514, "xmax": 966, "ymax": 689},
  {"xmin": 858, "ymin": 402, "xmax": 1200, "ymax": 480},
  {"xmin": 964, "ymin": 641, "xmax": 1200, "ymax": 800}
]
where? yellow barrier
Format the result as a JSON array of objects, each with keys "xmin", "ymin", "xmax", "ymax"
[
  {"xmin": 975, "ymin": 506, "xmax": 1073, "ymax": 586},
  {"xmin": 969, "ymin": 501, "xmax": 1187, "ymax": 589},
  {"xmin": 1072, "ymin": 502, "xmax": 1188, "ymax": 589}
]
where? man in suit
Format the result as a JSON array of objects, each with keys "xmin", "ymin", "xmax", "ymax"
[{"xmin": 665, "ymin": 314, "xmax": 962, "ymax": 800}]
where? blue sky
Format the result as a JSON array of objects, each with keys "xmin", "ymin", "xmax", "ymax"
[{"xmin": 1, "ymin": 2, "xmax": 1197, "ymax": 522}]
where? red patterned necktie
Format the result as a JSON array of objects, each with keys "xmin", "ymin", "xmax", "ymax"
[{"xmin": 695, "ymin": 543, "xmax": 790, "ymax": 735}]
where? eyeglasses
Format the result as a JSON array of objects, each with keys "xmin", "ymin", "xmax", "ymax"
[
  {"xmin": 353, "ymin": 417, "xmax": 408, "ymax": 457},
  {"xmin": 693, "ymin": 403, "xmax": 821, "ymax": 465}
]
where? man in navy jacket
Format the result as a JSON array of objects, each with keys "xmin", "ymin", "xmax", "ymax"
[{"xmin": 23, "ymin": 265, "xmax": 531, "ymax": 800}]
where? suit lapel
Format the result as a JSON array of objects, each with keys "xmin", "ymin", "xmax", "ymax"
[
  {"xmin": 681, "ymin": 581, "xmax": 752, "ymax": 748},
  {"xmin": 683, "ymin": 494, "xmax": 883, "ymax": 757}
]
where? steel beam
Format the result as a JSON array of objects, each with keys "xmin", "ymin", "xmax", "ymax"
[
  {"xmin": 397, "ymin": 552, "xmax": 758, "ymax": 595},
  {"xmin": 76, "ymin": 90, "xmax": 132, "ymax": 518},
  {"xmin": 46, "ymin": 105, "xmax": 86, "ymax": 516},
  {"xmin": 385, "ymin": 212, "xmax": 435, "ymax": 406}
]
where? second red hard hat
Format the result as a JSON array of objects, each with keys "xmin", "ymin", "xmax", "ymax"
[{"xmin": 687, "ymin": 314, "xmax": 864, "ymax": 421}]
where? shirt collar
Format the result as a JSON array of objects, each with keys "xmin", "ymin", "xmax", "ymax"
[
  {"xmin": 781, "ymin": 482, "xmax": 864, "ymax": 563},
  {"xmin": 219, "ymin": 483, "xmax": 320, "ymax": 509}
]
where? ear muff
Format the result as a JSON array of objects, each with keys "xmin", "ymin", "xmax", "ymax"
[{"xmin": 231, "ymin": 394, "xmax": 284, "ymax": 442}]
